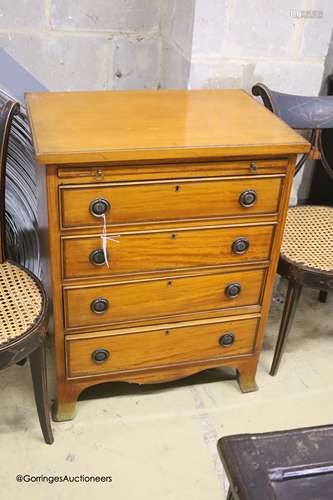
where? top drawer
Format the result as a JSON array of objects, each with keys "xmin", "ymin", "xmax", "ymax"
[{"xmin": 59, "ymin": 176, "xmax": 283, "ymax": 229}]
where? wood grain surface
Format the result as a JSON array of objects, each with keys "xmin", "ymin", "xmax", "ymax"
[
  {"xmin": 60, "ymin": 176, "xmax": 282, "ymax": 228},
  {"xmin": 63, "ymin": 268, "xmax": 266, "ymax": 329},
  {"xmin": 66, "ymin": 317, "xmax": 259, "ymax": 378},
  {"xmin": 26, "ymin": 89, "xmax": 309, "ymax": 164},
  {"xmin": 62, "ymin": 224, "xmax": 275, "ymax": 279}
]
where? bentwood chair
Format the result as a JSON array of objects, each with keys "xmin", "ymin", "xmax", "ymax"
[
  {"xmin": 0, "ymin": 94, "xmax": 53, "ymax": 444},
  {"xmin": 252, "ymin": 83, "xmax": 333, "ymax": 376}
]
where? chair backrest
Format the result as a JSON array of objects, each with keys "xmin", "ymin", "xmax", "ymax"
[
  {"xmin": 252, "ymin": 82, "xmax": 333, "ymax": 130},
  {"xmin": 252, "ymin": 82, "xmax": 333, "ymax": 179},
  {"xmin": 0, "ymin": 95, "xmax": 19, "ymax": 263}
]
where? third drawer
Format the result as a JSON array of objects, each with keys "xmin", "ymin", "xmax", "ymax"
[{"xmin": 63, "ymin": 268, "xmax": 266, "ymax": 330}]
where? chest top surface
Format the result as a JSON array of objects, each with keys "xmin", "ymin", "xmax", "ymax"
[{"xmin": 25, "ymin": 89, "xmax": 309, "ymax": 165}]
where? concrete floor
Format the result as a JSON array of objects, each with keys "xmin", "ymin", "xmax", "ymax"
[{"xmin": 1, "ymin": 280, "xmax": 333, "ymax": 500}]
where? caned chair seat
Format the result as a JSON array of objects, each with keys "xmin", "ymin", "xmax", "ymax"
[
  {"xmin": 281, "ymin": 205, "xmax": 333, "ymax": 273},
  {"xmin": 0, "ymin": 261, "xmax": 44, "ymax": 347}
]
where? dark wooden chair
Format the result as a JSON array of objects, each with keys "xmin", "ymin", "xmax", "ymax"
[
  {"xmin": 218, "ymin": 425, "xmax": 333, "ymax": 500},
  {"xmin": 252, "ymin": 83, "xmax": 333, "ymax": 376},
  {"xmin": 0, "ymin": 94, "xmax": 53, "ymax": 444}
]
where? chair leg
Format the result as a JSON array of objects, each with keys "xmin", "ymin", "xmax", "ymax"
[
  {"xmin": 226, "ymin": 488, "xmax": 234, "ymax": 500},
  {"xmin": 318, "ymin": 290, "xmax": 328, "ymax": 303},
  {"xmin": 270, "ymin": 280, "xmax": 302, "ymax": 376},
  {"xmin": 29, "ymin": 341, "xmax": 54, "ymax": 444}
]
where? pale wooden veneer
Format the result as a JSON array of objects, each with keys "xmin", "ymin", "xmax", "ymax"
[
  {"xmin": 25, "ymin": 89, "xmax": 308, "ymax": 164},
  {"xmin": 25, "ymin": 89, "xmax": 309, "ymax": 421},
  {"xmin": 63, "ymin": 268, "xmax": 266, "ymax": 330},
  {"xmin": 60, "ymin": 176, "xmax": 282, "ymax": 229},
  {"xmin": 66, "ymin": 317, "xmax": 260, "ymax": 378},
  {"xmin": 57, "ymin": 158, "xmax": 287, "ymax": 182},
  {"xmin": 62, "ymin": 225, "xmax": 275, "ymax": 279}
]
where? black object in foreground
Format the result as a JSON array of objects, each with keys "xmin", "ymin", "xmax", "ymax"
[{"xmin": 218, "ymin": 425, "xmax": 333, "ymax": 499}]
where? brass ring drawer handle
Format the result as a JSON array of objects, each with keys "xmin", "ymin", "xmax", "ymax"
[
  {"xmin": 219, "ymin": 333, "xmax": 235, "ymax": 347},
  {"xmin": 91, "ymin": 297, "xmax": 109, "ymax": 314},
  {"xmin": 239, "ymin": 189, "xmax": 257, "ymax": 208},
  {"xmin": 225, "ymin": 283, "xmax": 241, "ymax": 299},
  {"xmin": 89, "ymin": 198, "xmax": 111, "ymax": 217},
  {"xmin": 232, "ymin": 237, "xmax": 249, "ymax": 255},
  {"xmin": 92, "ymin": 348, "xmax": 110, "ymax": 364},
  {"xmin": 89, "ymin": 249, "xmax": 106, "ymax": 266}
]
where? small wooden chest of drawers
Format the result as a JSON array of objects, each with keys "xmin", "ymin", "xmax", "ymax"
[{"xmin": 26, "ymin": 89, "xmax": 309, "ymax": 421}]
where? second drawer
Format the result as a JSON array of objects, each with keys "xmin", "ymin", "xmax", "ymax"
[
  {"xmin": 63, "ymin": 268, "xmax": 266, "ymax": 329},
  {"xmin": 62, "ymin": 225, "xmax": 275, "ymax": 279}
]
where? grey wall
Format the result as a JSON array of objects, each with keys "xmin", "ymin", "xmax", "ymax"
[
  {"xmin": 160, "ymin": 1, "xmax": 196, "ymax": 88},
  {"xmin": 1, "ymin": 1, "xmax": 332, "ymax": 95},
  {"xmin": 189, "ymin": 0, "xmax": 333, "ymax": 95},
  {"xmin": 0, "ymin": 0, "xmax": 161, "ymax": 93}
]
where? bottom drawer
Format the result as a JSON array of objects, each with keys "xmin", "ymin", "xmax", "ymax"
[{"xmin": 66, "ymin": 317, "xmax": 259, "ymax": 378}]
